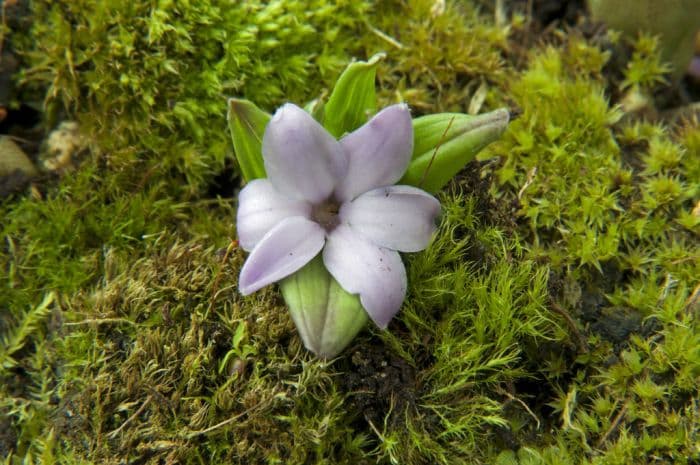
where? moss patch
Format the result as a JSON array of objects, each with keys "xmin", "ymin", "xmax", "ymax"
[{"xmin": 1, "ymin": 0, "xmax": 699, "ymax": 464}]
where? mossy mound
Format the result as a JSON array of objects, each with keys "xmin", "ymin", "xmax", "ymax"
[{"xmin": 1, "ymin": 0, "xmax": 698, "ymax": 464}]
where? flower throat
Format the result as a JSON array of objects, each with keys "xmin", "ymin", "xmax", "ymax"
[{"xmin": 311, "ymin": 200, "xmax": 340, "ymax": 231}]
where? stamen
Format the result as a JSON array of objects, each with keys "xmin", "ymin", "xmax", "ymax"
[{"xmin": 312, "ymin": 200, "xmax": 340, "ymax": 231}]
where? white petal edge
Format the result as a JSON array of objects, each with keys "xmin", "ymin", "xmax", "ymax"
[
  {"xmin": 322, "ymin": 225, "xmax": 407, "ymax": 329},
  {"xmin": 334, "ymin": 104, "xmax": 413, "ymax": 203},
  {"xmin": 236, "ymin": 179, "xmax": 312, "ymax": 252},
  {"xmin": 239, "ymin": 217, "xmax": 325, "ymax": 295},
  {"xmin": 263, "ymin": 103, "xmax": 347, "ymax": 204},
  {"xmin": 339, "ymin": 185, "xmax": 440, "ymax": 252}
]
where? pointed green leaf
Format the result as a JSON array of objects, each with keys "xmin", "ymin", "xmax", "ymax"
[
  {"xmin": 231, "ymin": 321, "xmax": 246, "ymax": 350},
  {"xmin": 227, "ymin": 98, "xmax": 270, "ymax": 181},
  {"xmin": 400, "ymin": 108, "xmax": 510, "ymax": 193},
  {"xmin": 322, "ymin": 53, "xmax": 385, "ymax": 138},
  {"xmin": 280, "ymin": 255, "xmax": 369, "ymax": 359}
]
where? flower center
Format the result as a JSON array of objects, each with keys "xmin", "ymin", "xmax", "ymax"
[{"xmin": 311, "ymin": 200, "xmax": 340, "ymax": 232}]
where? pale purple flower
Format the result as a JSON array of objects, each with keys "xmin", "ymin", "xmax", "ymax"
[{"xmin": 237, "ymin": 103, "xmax": 440, "ymax": 328}]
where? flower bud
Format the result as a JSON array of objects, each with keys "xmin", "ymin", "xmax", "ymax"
[
  {"xmin": 279, "ymin": 256, "xmax": 368, "ymax": 358},
  {"xmin": 401, "ymin": 108, "xmax": 510, "ymax": 193}
]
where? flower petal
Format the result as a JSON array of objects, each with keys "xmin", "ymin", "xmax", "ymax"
[
  {"xmin": 334, "ymin": 104, "xmax": 413, "ymax": 202},
  {"xmin": 263, "ymin": 103, "xmax": 347, "ymax": 204},
  {"xmin": 322, "ymin": 225, "xmax": 407, "ymax": 329},
  {"xmin": 236, "ymin": 179, "xmax": 312, "ymax": 251},
  {"xmin": 239, "ymin": 217, "xmax": 325, "ymax": 295},
  {"xmin": 339, "ymin": 185, "xmax": 440, "ymax": 252}
]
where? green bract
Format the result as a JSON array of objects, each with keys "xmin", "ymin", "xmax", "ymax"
[
  {"xmin": 401, "ymin": 109, "xmax": 510, "ymax": 193},
  {"xmin": 227, "ymin": 98, "xmax": 270, "ymax": 181},
  {"xmin": 321, "ymin": 53, "xmax": 384, "ymax": 138},
  {"xmin": 280, "ymin": 256, "xmax": 368, "ymax": 358}
]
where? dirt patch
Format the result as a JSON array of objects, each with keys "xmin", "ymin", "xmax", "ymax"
[
  {"xmin": 0, "ymin": 411, "xmax": 18, "ymax": 458},
  {"xmin": 514, "ymin": 0, "xmax": 588, "ymax": 30},
  {"xmin": 337, "ymin": 340, "xmax": 418, "ymax": 429}
]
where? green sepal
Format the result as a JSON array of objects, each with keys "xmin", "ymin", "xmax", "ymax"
[
  {"xmin": 280, "ymin": 255, "xmax": 369, "ymax": 359},
  {"xmin": 322, "ymin": 52, "xmax": 385, "ymax": 138},
  {"xmin": 227, "ymin": 98, "xmax": 270, "ymax": 182},
  {"xmin": 400, "ymin": 108, "xmax": 510, "ymax": 193}
]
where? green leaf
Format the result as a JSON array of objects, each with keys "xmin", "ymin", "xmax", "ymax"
[
  {"xmin": 280, "ymin": 255, "xmax": 369, "ymax": 358},
  {"xmin": 232, "ymin": 321, "xmax": 246, "ymax": 350},
  {"xmin": 401, "ymin": 108, "xmax": 510, "ymax": 193},
  {"xmin": 227, "ymin": 98, "xmax": 270, "ymax": 181},
  {"xmin": 322, "ymin": 52, "xmax": 384, "ymax": 138}
]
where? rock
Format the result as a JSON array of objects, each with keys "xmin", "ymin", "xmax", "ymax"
[
  {"xmin": 589, "ymin": 0, "xmax": 700, "ymax": 79},
  {"xmin": 0, "ymin": 135, "xmax": 37, "ymax": 177}
]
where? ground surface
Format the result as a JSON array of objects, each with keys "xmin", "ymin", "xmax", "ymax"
[{"xmin": 1, "ymin": 1, "xmax": 699, "ymax": 464}]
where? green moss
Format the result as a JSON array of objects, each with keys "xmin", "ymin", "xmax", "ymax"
[
  {"xmin": 359, "ymin": 0, "xmax": 508, "ymax": 113},
  {"xmin": 487, "ymin": 30, "xmax": 699, "ymax": 465},
  {"xmin": 2, "ymin": 0, "xmax": 699, "ymax": 463},
  {"xmin": 18, "ymin": 0, "xmax": 372, "ymax": 191},
  {"xmin": 620, "ymin": 34, "xmax": 672, "ymax": 91},
  {"xmin": 365, "ymin": 189, "xmax": 566, "ymax": 464}
]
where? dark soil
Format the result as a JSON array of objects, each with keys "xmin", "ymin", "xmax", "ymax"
[
  {"xmin": 0, "ymin": 416, "xmax": 17, "ymax": 459},
  {"xmin": 512, "ymin": 0, "xmax": 588, "ymax": 29},
  {"xmin": 337, "ymin": 341, "xmax": 418, "ymax": 429}
]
